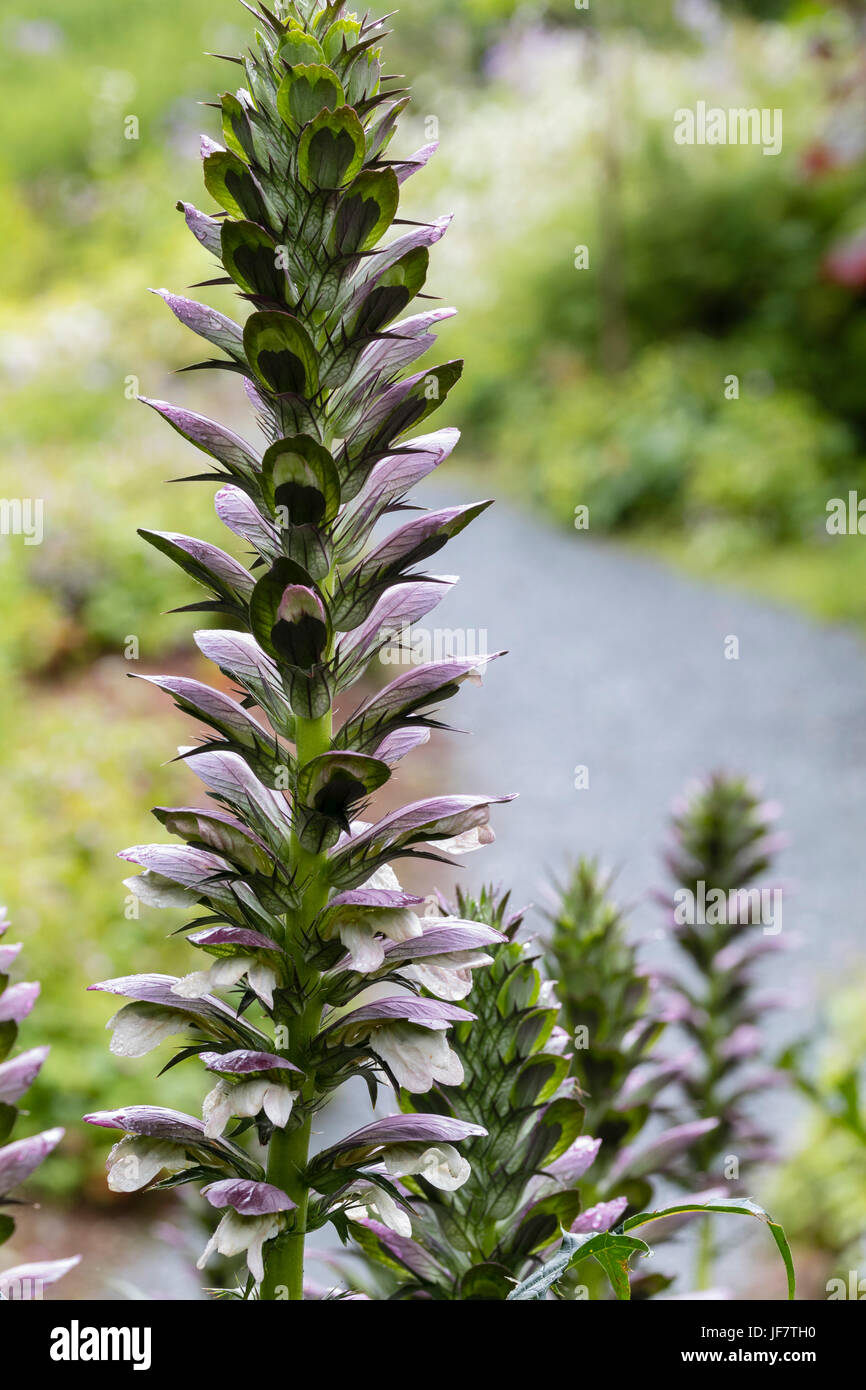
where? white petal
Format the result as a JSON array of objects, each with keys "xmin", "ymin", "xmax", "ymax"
[
  {"xmin": 372, "ymin": 1023, "xmax": 463, "ymax": 1093},
  {"xmin": 106, "ymin": 1002, "xmax": 188, "ymax": 1058},
  {"xmin": 173, "ymin": 957, "xmax": 253, "ymax": 1000},
  {"xmin": 247, "ymin": 962, "xmax": 278, "ymax": 1008},
  {"xmin": 106, "ymin": 1137, "xmax": 187, "ymax": 1192},
  {"xmin": 384, "ymin": 1142, "xmax": 470, "ymax": 1191},
  {"xmin": 262, "ymin": 1083, "xmax": 298, "ymax": 1129},
  {"xmin": 338, "ymin": 922, "xmax": 386, "ymax": 973},
  {"xmin": 361, "ymin": 864, "xmax": 403, "ymax": 892},
  {"xmin": 202, "ymin": 1079, "xmax": 235, "ymax": 1138},
  {"xmin": 197, "ymin": 1210, "xmax": 282, "ymax": 1283},
  {"xmin": 402, "ymin": 962, "xmax": 474, "ymax": 1000},
  {"xmin": 435, "ymin": 825, "xmax": 495, "ymax": 855}
]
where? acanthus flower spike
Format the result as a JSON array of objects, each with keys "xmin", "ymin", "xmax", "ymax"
[{"xmin": 85, "ymin": 0, "xmax": 513, "ymax": 1300}]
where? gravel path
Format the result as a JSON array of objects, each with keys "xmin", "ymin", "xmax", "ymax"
[{"xmin": 431, "ymin": 492, "xmax": 866, "ymax": 1009}]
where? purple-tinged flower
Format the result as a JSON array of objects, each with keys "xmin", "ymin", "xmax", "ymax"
[
  {"xmin": 608, "ymin": 1119, "xmax": 720, "ymax": 1185},
  {"xmin": 0, "ymin": 942, "xmax": 22, "ymax": 972},
  {"xmin": 0, "ymin": 1046, "xmax": 49, "ymax": 1105},
  {"xmin": 202, "ymin": 1178, "xmax": 295, "ymax": 1216},
  {"xmin": 105, "ymin": 1137, "xmax": 190, "ymax": 1193},
  {"xmin": 0, "ymin": 1257, "xmax": 81, "ymax": 1299},
  {"xmin": 0, "ymin": 1128, "xmax": 64, "ymax": 1195},
  {"xmin": 571, "ymin": 1197, "xmax": 629, "ymax": 1235},
  {"xmin": 0, "ymin": 981, "xmax": 40, "ymax": 1025},
  {"xmin": 323, "ymin": 996, "xmax": 474, "ymax": 1092},
  {"xmin": 197, "ymin": 1209, "xmax": 285, "ymax": 1283},
  {"xmin": 199, "ymin": 1050, "xmax": 300, "ymax": 1076},
  {"xmin": 202, "ymin": 1077, "xmax": 299, "ymax": 1138}
]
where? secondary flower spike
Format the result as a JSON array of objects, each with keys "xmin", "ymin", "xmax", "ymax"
[{"xmin": 85, "ymin": 1, "xmax": 513, "ymax": 1300}]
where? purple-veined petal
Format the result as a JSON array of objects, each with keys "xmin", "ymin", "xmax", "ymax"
[
  {"xmin": 0, "ymin": 942, "xmax": 22, "ymax": 971},
  {"xmin": 140, "ymin": 397, "xmax": 261, "ymax": 479},
  {"xmin": 571, "ymin": 1197, "xmax": 629, "ymax": 1235},
  {"xmin": 215, "ymin": 485, "xmax": 281, "ymax": 556},
  {"xmin": 324, "ymin": 995, "xmax": 474, "ymax": 1035},
  {"xmin": 327, "ymin": 1113, "xmax": 486, "ymax": 1155},
  {"xmin": 188, "ymin": 926, "xmax": 277, "ymax": 952},
  {"xmin": 0, "ymin": 1256, "xmax": 81, "ymax": 1297},
  {"xmin": 394, "ymin": 140, "xmax": 438, "ymax": 184},
  {"xmin": 136, "ymin": 673, "xmax": 272, "ymax": 750},
  {"xmin": 336, "ymin": 577, "xmax": 457, "ymax": 669},
  {"xmin": 0, "ymin": 1128, "xmax": 64, "ymax": 1194},
  {"xmin": 202, "ymin": 1178, "xmax": 295, "ymax": 1215},
  {"xmin": 608, "ymin": 1118, "xmax": 720, "ymax": 1184},
  {"xmin": 355, "ymin": 1218, "xmax": 451, "ymax": 1285},
  {"xmin": 118, "ymin": 844, "xmax": 237, "ymax": 907},
  {"xmin": 200, "ymin": 1049, "xmax": 301, "ymax": 1075},
  {"xmin": 87, "ymin": 973, "xmax": 270, "ymax": 1045},
  {"xmin": 374, "ymin": 728, "xmax": 431, "ymax": 765},
  {"xmin": 151, "ymin": 289, "xmax": 244, "ymax": 360},
  {"xmin": 381, "ymin": 922, "xmax": 504, "ymax": 963},
  {"xmin": 177, "ymin": 201, "xmax": 223, "ymax": 257},
  {"xmin": 0, "ymin": 1046, "xmax": 50, "ymax": 1104},
  {"xmin": 0, "ymin": 981, "xmax": 40, "ymax": 1025},
  {"xmin": 326, "ymin": 888, "xmax": 424, "ymax": 912}
]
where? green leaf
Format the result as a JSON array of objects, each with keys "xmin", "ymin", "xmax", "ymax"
[
  {"xmin": 276, "ymin": 28, "xmax": 326, "ymax": 67},
  {"xmin": 244, "ymin": 311, "xmax": 319, "ymax": 397},
  {"xmin": 276, "ymin": 64, "xmax": 345, "ymax": 133},
  {"xmin": 221, "ymin": 93, "xmax": 256, "ymax": 162},
  {"xmin": 459, "ymin": 1263, "xmax": 514, "ymax": 1301},
  {"xmin": 298, "ymin": 107, "xmax": 366, "ymax": 191},
  {"xmin": 0, "ymin": 1213, "xmax": 15, "ymax": 1247},
  {"xmin": 203, "ymin": 150, "xmax": 265, "ymax": 222},
  {"xmin": 334, "ymin": 169, "xmax": 399, "ymax": 255},
  {"xmin": 622, "ymin": 1197, "xmax": 796, "ymax": 1300},
  {"xmin": 0, "ymin": 1103, "xmax": 17, "ymax": 1144},
  {"xmin": 248, "ymin": 557, "xmax": 321, "ymax": 659},
  {"xmin": 261, "ymin": 435, "xmax": 341, "ymax": 525},
  {"xmin": 221, "ymin": 221, "xmax": 294, "ymax": 305},
  {"xmin": 506, "ymin": 1230, "xmax": 649, "ymax": 1301},
  {"xmin": 0, "ymin": 1021, "xmax": 16, "ymax": 1063},
  {"xmin": 297, "ymin": 752, "xmax": 390, "ymax": 815},
  {"xmin": 321, "ymin": 17, "xmax": 363, "ymax": 65}
]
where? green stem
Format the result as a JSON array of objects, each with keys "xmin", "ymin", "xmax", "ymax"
[
  {"xmin": 695, "ymin": 1214, "xmax": 715, "ymax": 1291},
  {"xmin": 261, "ymin": 573, "xmax": 335, "ymax": 1298}
]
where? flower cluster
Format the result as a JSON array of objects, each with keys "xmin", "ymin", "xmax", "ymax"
[
  {"xmin": 350, "ymin": 887, "xmax": 626, "ymax": 1298},
  {"xmin": 0, "ymin": 909, "xmax": 79, "ymax": 1298},
  {"xmin": 84, "ymin": 0, "xmax": 512, "ymax": 1299}
]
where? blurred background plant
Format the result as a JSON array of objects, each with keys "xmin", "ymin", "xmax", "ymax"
[
  {"xmin": 771, "ymin": 977, "xmax": 866, "ymax": 1298},
  {"xmin": 657, "ymin": 773, "xmax": 788, "ymax": 1288},
  {"xmin": 1, "ymin": 0, "xmax": 864, "ymax": 1295}
]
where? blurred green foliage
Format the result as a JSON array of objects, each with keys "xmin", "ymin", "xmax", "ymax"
[{"xmin": 1, "ymin": 0, "xmax": 865, "ymax": 1190}]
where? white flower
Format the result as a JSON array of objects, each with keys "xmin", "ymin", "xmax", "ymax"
[
  {"xmin": 338, "ymin": 909, "xmax": 422, "ymax": 973},
  {"xmin": 363, "ymin": 864, "xmax": 403, "ymax": 892},
  {"xmin": 345, "ymin": 1181, "xmax": 412, "ymax": 1237},
  {"xmin": 402, "ymin": 947, "xmax": 494, "ymax": 1000},
  {"xmin": 172, "ymin": 956, "xmax": 278, "ymax": 1008},
  {"xmin": 383, "ymin": 1142, "xmax": 471, "ymax": 1191},
  {"xmin": 372, "ymin": 1022, "xmax": 464, "ymax": 1093},
  {"xmin": 202, "ymin": 1077, "xmax": 298, "ymax": 1138},
  {"xmin": 106, "ymin": 1002, "xmax": 189, "ymax": 1058},
  {"xmin": 197, "ymin": 1209, "xmax": 283, "ymax": 1282},
  {"xmin": 106, "ymin": 1136, "xmax": 188, "ymax": 1192},
  {"xmin": 435, "ymin": 824, "xmax": 495, "ymax": 855},
  {"xmin": 331, "ymin": 865, "xmax": 423, "ymax": 972}
]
